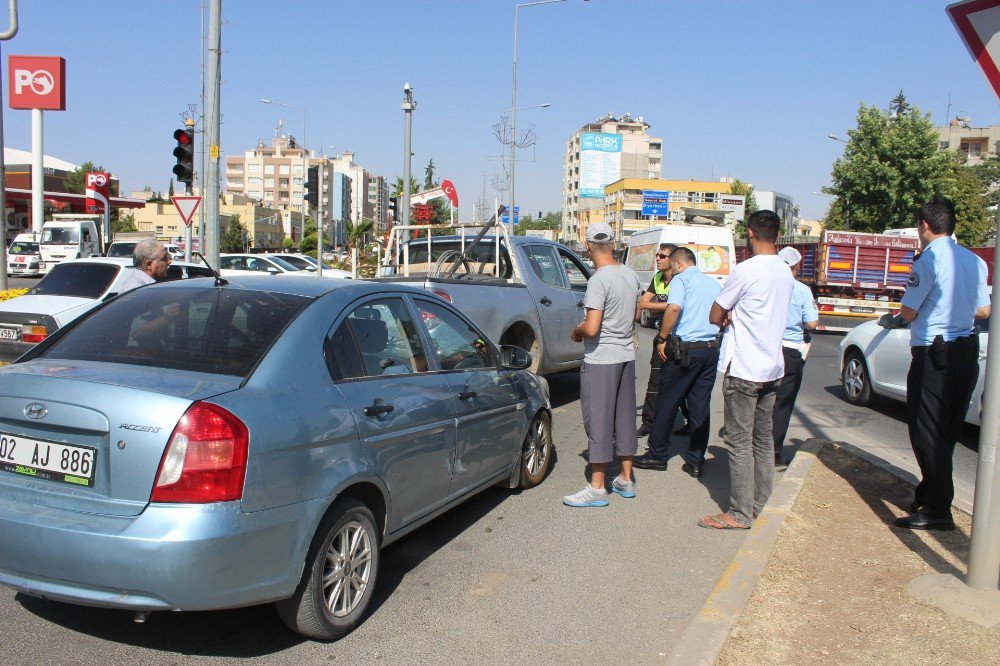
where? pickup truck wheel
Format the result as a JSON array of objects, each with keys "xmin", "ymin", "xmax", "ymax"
[
  {"xmin": 842, "ymin": 349, "xmax": 874, "ymax": 406},
  {"xmin": 275, "ymin": 498, "xmax": 380, "ymax": 640},
  {"xmin": 520, "ymin": 412, "xmax": 553, "ymax": 487}
]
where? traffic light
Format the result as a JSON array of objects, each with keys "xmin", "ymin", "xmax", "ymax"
[
  {"xmin": 304, "ymin": 165, "xmax": 318, "ymax": 207},
  {"xmin": 172, "ymin": 127, "xmax": 194, "ymax": 188},
  {"xmin": 388, "ymin": 196, "xmax": 399, "ymax": 221}
]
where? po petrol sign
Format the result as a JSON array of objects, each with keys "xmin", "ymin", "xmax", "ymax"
[{"xmin": 8, "ymin": 55, "xmax": 66, "ymax": 110}]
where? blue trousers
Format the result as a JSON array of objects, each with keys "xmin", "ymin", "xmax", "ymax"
[{"xmin": 647, "ymin": 347, "xmax": 719, "ymax": 465}]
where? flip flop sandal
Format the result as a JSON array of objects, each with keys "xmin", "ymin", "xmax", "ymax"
[{"xmin": 698, "ymin": 513, "xmax": 750, "ymax": 530}]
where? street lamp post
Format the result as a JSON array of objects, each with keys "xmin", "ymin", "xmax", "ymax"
[
  {"xmin": 261, "ymin": 98, "xmax": 320, "ymax": 275},
  {"xmin": 511, "ymin": 0, "xmax": 570, "ymax": 232}
]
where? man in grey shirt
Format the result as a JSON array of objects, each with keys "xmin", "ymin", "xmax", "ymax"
[
  {"xmin": 119, "ymin": 239, "xmax": 172, "ymax": 293},
  {"xmin": 562, "ymin": 222, "xmax": 642, "ymax": 507}
]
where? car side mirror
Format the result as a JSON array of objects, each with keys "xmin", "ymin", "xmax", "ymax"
[
  {"xmin": 500, "ymin": 345, "xmax": 532, "ymax": 370},
  {"xmin": 267, "ymin": 267, "xmax": 280, "ymax": 275}
]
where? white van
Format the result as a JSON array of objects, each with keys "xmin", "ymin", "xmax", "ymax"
[
  {"xmin": 39, "ymin": 216, "xmax": 102, "ymax": 274},
  {"xmin": 625, "ymin": 224, "xmax": 736, "ymax": 289},
  {"xmin": 6, "ymin": 232, "xmax": 41, "ymax": 277}
]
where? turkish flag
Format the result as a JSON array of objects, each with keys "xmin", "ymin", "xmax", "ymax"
[{"xmin": 441, "ymin": 179, "xmax": 458, "ymax": 208}]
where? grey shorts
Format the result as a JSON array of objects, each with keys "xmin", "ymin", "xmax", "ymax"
[{"xmin": 580, "ymin": 360, "xmax": 638, "ymax": 464}]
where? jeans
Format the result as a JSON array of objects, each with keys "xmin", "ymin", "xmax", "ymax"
[{"xmin": 723, "ymin": 373, "xmax": 779, "ymax": 526}]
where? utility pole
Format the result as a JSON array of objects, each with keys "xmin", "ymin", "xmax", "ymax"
[
  {"xmin": 316, "ymin": 162, "xmax": 323, "ymax": 277},
  {"xmin": 204, "ymin": 0, "xmax": 221, "ymax": 268},
  {"xmin": 0, "ymin": 0, "xmax": 19, "ymax": 293},
  {"xmin": 401, "ymin": 83, "xmax": 416, "ymax": 229},
  {"xmin": 198, "ymin": 0, "xmax": 207, "ymax": 255}
]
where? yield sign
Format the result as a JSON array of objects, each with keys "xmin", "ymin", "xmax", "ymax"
[
  {"xmin": 171, "ymin": 196, "xmax": 202, "ymax": 227},
  {"xmin": 948, "ymin": 0, "xmax": 1000, "ymax": 101}
]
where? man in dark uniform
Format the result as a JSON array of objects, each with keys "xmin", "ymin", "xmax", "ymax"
[
  {"xmin": 636, "ymin": 243, "xmax": 676, "ymax": 437},
  {"xmin": 633, "ymin": 247, "xmax": 721, "ymax": 477},
  {"xmin": 895, "ymin": 198, "xmax": 990, "ymax": 531}
]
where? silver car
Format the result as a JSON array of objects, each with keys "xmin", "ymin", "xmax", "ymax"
[{"xmin": 0, "ymin": 277, "xmax": 552, "ymax": 640}]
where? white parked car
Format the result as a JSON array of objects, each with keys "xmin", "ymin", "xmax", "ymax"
[
  {"xmin": 220, "ymin": 253, "xmax": 350, "ymax": 279},
  {"xmin": 266, "ymin": 253, "xmax": 352, "ymax": 279},
  {"xmin": 0, "ymin": 257, "xmax": 215, "ymax": 365},
  {"xmin": 6, "ymin": 236, "xmax": 41, "ymax": 277},
  {"xmin": 839, "ymin": 315, "xmax": 988, "ymax": 425}
]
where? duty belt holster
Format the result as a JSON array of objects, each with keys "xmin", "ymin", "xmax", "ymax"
[
  {"xmin": 930, "ymin": 334, "xmax": 947, "ymax": 370},
  {"xmin": 667, "ymin": 335, "xmax": 686, "ymax": 367}
]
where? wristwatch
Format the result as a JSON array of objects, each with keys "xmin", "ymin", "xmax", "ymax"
[{"xmin": 653, "ymin": 335, "xmax": 667, "ymax": 345}]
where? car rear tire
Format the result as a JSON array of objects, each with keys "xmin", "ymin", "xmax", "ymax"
[
  {"xmin": 842, "ymin": 349, "xmax": 874, "ymax": 406},
  {"xmin": 520, "ymin": 412, "xmax": 553, "ymax": 488},
  {"xmin": 276, "ymin": 498, "xmax": 380, "ymax": 640}
]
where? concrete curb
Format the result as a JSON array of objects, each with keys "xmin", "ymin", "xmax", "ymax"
[
  {"xmin": 666, "ymin": 438, "xmax": 825, "ymax": 666},
  {"xmin": 832, "ymin": 440, "xmax": 973, "ymax": 515}
]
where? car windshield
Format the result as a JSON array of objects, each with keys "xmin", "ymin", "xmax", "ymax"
[
  {"xmin": 41, "ymin": 287, "xmax": 312, "ymax": 377},
  {"xmin": 107, "ymin": 242, "xmax": 137, "ymax": 257},
  {"xmin": 41, "ymin": 227, "xmax": 80, "ymax": 245},
  {"xmin": 28, "ymin": 262, "xmax": 121, "ymax": 298},
  {"xmin": 9, "ymin": 242, "xmax": 38, "ymax": 255}
]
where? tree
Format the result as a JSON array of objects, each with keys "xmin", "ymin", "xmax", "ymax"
[
  {"xmin": 220, "ymin": 215, "xmax": 246, "ymax": 252},
  {"xmin": 299, "ymin": 233, "xmax": 317, "ymax": 255},
  {"xmin": 344, "ymin": 217, "xmax": 374, "ymax": 250},
  {"xmin": 516, "ymin": 211, "xmax": 562, "ymax": 236},
  {"xmin": 168, "ymin": 180, "xmax": 175, "ymax": 198},
  {"xmin": 889, "ymin": 90, "xmax": 911, "ymax": 118},
  {"xmin": 282, "ymin": 237, "xmax": 294, "ymax": 251},
  {"xmin": 392, "ymin": 176, "xmax": 420, "ymax": 197},
  {"xmin": 728, "ymin": 179, "xmax": 758, "ymax": 237},
  {"xmin": 944, "ymin": 154, "xmax": 991, "ymax": 246},
  {"xmin": 112, "ymin": 212, "xmax": 137, "ymax": 236},
  {"xmin": 424, "ymin": 159, "xmax": 438, "ymax": 190},
  {"xmin": 65, "ymin": 161, "xmax": 104, "ymax": 194},
  {"xmin": 826, "ymin": 95, "xmax": 953, "ymax": 233}
]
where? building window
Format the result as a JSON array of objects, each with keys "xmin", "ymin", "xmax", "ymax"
[
  {"xmin": 279, "ymin": 178, "xmax": 289, "ymax": 187},
  {"xmin": 265, "ymin": 192, "xmax": 274, "ymax": 201},
  {"xmin": 155, "ymin": 226, "xmax": 163, "ymax": 235},
  {"xmin": 293, "ymin": 177, "xmax": 303, "ymax": 187},
  {"xmin": 279, "ymin": 164, "xmax": 290, "ymax": 175},
  {"xmin": 264, "ymin": 165, "xmax": 275, "ymax": 175},
  {"xmin": 293, "ymin": 164, "xmax": 303, "ymax": 175},
  {"xmin": 265, "ymin": 178, "xmax": 275, "ymax": 188},
  {"xmin": 247, "ymin": 163, "xmax": 261, "ymax": 172},
  {"xmin": 247, "ymin": 177, "xmax": 261, "ymax": 185},
  {"xmin": 939, "ymin": 141, "xmax": 950, "ymax": 149}
]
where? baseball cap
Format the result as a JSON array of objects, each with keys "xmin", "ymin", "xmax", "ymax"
[
  {"xmin": 586, "ymin": 222, "xmax": 615, "ymax": 242},
  {"xmin": 778, "ymin": 247, "xmax": 802, "ymax": 267}
]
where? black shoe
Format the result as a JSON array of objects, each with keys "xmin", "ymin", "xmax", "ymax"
[
  {"xmin": 673, "ymin": 422, "xmax": 691, "ymax": 435},
  {"xmin": 774, "ymin": 455, "xmax": 789, "ymax": 472},
  {"xmin": 681, "ymin": 462, "xmax": 702, "ymax": 478},
  {"xmin": 637, "ymin": 424, "xmax": 653, "ymax": 437},
  {"xmin": 894, "ymin": 512, "xmax": 955, "ymax": 531},
  {"xmin": 633, "ymin": 452, "xmax": 669, "ymax": 470}
]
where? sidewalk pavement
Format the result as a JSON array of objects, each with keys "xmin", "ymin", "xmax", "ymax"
[{"xmin": 671, "ymin": 439, "xmax": 1000, "ymax": 665}]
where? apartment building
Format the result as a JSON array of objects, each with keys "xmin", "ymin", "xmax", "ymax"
[
  {"xmin": 934, "ymin": 120, "xmax": 1000, "ymax": 166},
  {"xmin": 225, "ymin": 134, "xmax": 316, "ymax": 211},
  {"xmin": 561, "ymin": 113, "xmax": 662, "ymax": 248}
]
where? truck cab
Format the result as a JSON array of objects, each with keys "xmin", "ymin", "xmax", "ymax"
[{"xmin": 39, "ymin": 217, "xmax": 102, "ymax": 274}]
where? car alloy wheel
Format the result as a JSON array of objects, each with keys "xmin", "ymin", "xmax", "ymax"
[
  {"xmin": 323, "ymin": 521, "xmax": 373, "ymax": 617},
  {"xmin": 520, "ymin": 412, "xmax": 553, "ymax": 488},
  {"xmin": 842, "ymin": 351, "xmax": 873, "ymax": 406}
]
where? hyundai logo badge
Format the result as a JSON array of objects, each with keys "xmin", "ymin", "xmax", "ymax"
[{"xmin": 24, "ymin": 402, "xmax": 48, "ymax": 420}]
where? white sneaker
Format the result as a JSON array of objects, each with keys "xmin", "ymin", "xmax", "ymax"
[
  {"xmin": 611, "ymin": 475, "xmax": 636, "ymax": 498},
  {"xmin": 562, "ymin": 485, "xmax": 609, "ymax": 507}
]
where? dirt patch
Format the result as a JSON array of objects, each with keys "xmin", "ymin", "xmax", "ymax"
[{"xmin": 719, "ymin": 445, "xmax": 999, "ymax": 665}]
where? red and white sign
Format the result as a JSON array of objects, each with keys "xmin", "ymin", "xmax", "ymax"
[
  {"xmin": 85, "ymin": 171, "xmax": 110, "ymax": 215},
  {"xmin": 8, "ymin": 55, "xmax": 66, "ymax": 110},
  {"xmin": 441, "ymin": 179, "xmax": 459, "ymax": 208},
  {"xmin": 948, "ymin": 0, "xmax": 1000, "ymax": 101},
  {"xmin": 172, "ymin": 196, "xmax": 202, "ymax": 227}
]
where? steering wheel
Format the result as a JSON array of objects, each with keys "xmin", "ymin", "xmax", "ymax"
[{"xmin": 432, "ymin": 250, "xmax": 473, "ymax": 278}]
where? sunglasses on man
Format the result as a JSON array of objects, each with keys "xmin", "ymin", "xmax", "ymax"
[{"xmin": 656, "ymin": 253, "xmax": 670, "ymax": 259}]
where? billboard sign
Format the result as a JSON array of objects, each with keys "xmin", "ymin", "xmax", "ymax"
[
  {"xmin": 8, "ymin": 55, "xmax": 66, "ymax": 110},
  {"xmin": 641, "ymin": 190, "xmax": 670, "ymax": 216},
  {"xmin": 579, "ymin": 132, "xmax": 622, "ymax": 198},
  {"xmin": 719, "ymin": 194, "xmax": 746, "ymax": 221},
  {"xmin": 84, "ymin": 172, "xmax": 110, "ymax": 215}
]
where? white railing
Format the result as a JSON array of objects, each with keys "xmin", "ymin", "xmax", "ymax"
[{"xmin": 381, "ymin": 221, "xmax": 511, "ymax": 279}]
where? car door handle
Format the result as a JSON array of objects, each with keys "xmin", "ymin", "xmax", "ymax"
[
  {"xmin": 363, "ymin": 403, "xmax": 395, "ymax": 416},
  {"xmin": 458, "ymin": 390, "xmax": 477, "ymax": 401},
  {"xmin": 540, "ymin": 297, "xmax": 552, "ymax": 306}
]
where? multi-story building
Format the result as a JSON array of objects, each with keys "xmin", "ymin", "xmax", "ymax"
[
  {"xmin": 368, "ymin": 175, "xmax": 390, "ymax": 236},
  {"xmin": 561, "ymin": 113, "xmax": 662, "ymax": 248},
  {"xmin": 753, "ymin": 190, "xmax": 799, "ymax": 236},
  {"xmin": 603, "ymin": 178, "xmax": 738, "ymax": 239},
  {"xmin": 225, "ymin": 134, "xmax": 315, "ymax": 211},
  {"xmin": 328, "ymin": 172, "xmax": 352, "ymax": 248},
  {"xmin": 934, "ymin": 120, "xmax": 1000, "ymax": 166}
]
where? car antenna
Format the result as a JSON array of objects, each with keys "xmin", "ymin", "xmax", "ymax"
[{"xmin": 199, "ymin": 254, "xmax": 228, "ymax": 286}]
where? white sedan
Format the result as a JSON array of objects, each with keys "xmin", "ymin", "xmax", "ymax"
[
  {"xmin": 839, "ymin": 316, "xmax": 988, "ymax": 425},
  {"xmin": 219, "ymin": 253, "xmax": 351, "ymax": 279}
]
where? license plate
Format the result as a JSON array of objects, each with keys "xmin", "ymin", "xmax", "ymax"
[
  {"xmin": 850, "ymin": 306, "xmax": 875, "ymax": 314},
  {"xmin": 0, "ymin": 433, "xmax": 97, "ymax": 487},
  {"xmin": 0, "ymin": 326, "xmax": 18, "ymax": 341}
]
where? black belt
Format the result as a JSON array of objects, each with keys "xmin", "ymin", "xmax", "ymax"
[{"xmin": 681, "ymin": 340, "xmax": 718, "ymax": 350}]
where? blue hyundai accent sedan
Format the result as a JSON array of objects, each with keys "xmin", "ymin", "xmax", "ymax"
[{"xmin": 0, "ymin": 276, "xmax": 552, "ymax": 640}]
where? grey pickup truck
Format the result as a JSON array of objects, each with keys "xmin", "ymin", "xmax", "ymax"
[{"xmin": 375, "ymin": 223, "xmax": 592, "ymax": 375}]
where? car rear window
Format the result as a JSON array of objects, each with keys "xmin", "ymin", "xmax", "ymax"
[
  {"xmin": 107, "ymin": 242, "xmax": 137, "ymax": 257},
  {"xmin": 40, "ymin": 287, "xmax": 312, "ymax": 377},
  {"xmin": 28, "ymin": 263, "xmax": 121, "ymax": 298}
]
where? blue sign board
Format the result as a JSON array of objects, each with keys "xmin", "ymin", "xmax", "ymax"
[{"xmin": 641, "ymin": 190, "xmax": 670, "ymax": 216}]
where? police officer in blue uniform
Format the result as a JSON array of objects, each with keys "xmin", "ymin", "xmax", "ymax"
[
  {"xmin": 895, "ymin": 198, "xmax": 990, "ymax": 531},
  {"xmin": 634, "ymin": 247, "xmax": 722, "ymax": 477}
]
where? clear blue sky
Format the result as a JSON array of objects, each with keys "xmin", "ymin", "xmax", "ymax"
[{"xmin": 2, "ymin": 1, "xmax": 997, "ymax": 221}]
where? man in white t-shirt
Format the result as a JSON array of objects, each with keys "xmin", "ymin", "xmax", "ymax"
[{"xmin": 698, "ymin": 210, "xmax": 793, "ymax": 530}]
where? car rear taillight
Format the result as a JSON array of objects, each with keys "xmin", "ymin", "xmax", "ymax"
[
  {"xmin": 431, "ymin": 289, "xmax": 452, "ymax": 302},
  {"xmin": 151, "ymin": 401, "xmax": 249, "ymax": 503},
  {"xmin": 21, "ymin": 325, "xmax": 47, "ymax": 343}
]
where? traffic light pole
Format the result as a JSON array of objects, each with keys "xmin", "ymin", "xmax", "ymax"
[
  {"xmin": 316, "ymin": 162, "xmax": 323, "ymax": 278},
  {"xmin": 401, "ymin": 83, "xmax": 416, "ymax": 230}
]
